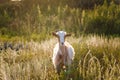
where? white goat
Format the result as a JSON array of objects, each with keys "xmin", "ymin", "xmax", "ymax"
[{"xmin": 52, "ymin": 31, "xmax": 75, "ymax": 74}]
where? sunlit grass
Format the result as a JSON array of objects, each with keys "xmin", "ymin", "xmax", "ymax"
[{"xmin": 0, "ymin": 35, "xmax": 120, "ymax": 80}]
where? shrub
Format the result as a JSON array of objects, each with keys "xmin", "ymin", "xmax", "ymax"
[
  {"xmin": 0, "ymin": 0, "xmax": 120, "ymax": 37},
  {"xmin": 83, "ymin": 1, "xmax": 120, "ymax": 35}
]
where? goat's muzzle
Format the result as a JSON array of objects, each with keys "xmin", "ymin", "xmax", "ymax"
[{"xmin": 61, "ymin": 42, "xmax": 64, "ymax": 45}]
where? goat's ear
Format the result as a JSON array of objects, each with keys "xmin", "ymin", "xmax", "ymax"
[
  {"xmin": 52, "ymin": 32, "xmax": 58, "ymax": 37},
  {"xmin": 65, "ymin": 33, "xmax": 71, "ymax": 37}
]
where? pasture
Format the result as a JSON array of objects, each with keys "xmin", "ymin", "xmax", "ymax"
[
  {"xmin": 0, "ymin": 0, "xmax": 120, "ymax": 80},
  {"xmin": 0, "ymin": 35, "xmax": 120, "ymax": 80}
]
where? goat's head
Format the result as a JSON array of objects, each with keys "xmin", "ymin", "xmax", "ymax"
[{"xmin": 52, "ymin": 31, "xmax": 71, "ymax": 46}]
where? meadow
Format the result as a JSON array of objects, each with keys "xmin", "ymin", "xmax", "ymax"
[
  {"xmin": 0, "ymin": 35, "xmax": 120, "ymax": 80},
  {"xmin": 0, "ymin": 0, "xmax": 120, "ymax": 80}
]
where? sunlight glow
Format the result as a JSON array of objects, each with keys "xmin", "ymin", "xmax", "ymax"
[{"xmin": 11, "ymin": 0, "xmax": 21, "ymax": 1}]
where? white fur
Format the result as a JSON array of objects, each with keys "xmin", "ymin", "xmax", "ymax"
[
  {"xmin": 56, "ymin": 31, "xmax": 66, "ymax": 45},
  {"xmin": 52, "ymin": 31, "xmax": 75, "ymax": 74}
]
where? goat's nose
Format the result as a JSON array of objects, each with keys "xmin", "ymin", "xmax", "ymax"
[{"xmin": 61, "ymin": 42, "xmax": 64, "ymax": 45}]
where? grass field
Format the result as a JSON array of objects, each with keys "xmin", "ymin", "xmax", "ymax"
[
  {"xmin": 0, "ymin": 1, "xmax": 120, "ymax": 80},
  {"xmin": 0, "ymin": 35, "xmax": 120, "ymax": 80}
]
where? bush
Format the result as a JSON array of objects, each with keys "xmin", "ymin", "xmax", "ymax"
[
  {"xmin": 84, "ymin": 16, "xmax": 120, "ymax": 35},
  {"xmin": 0, "ymin": 0, "xmax": 120, "ymax": 37},
  {"xmin": 0, "ymin": 10, "xmax": 11, "ymax": 27},
  {"xmin": 83, "ymin": 1, "xmax": 120, "ymax": 35}
]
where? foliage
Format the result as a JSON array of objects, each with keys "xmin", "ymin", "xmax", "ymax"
[
  {"xmin": 84, "ymin": 1, "xmax": 120, "ymax": 35},
  {"xmin": 0, "ymin": 0, "xmax": 120, "ymax": 37},
  {"xmin": 0, "ymin": 1, "xmax": 120, "ymax": 80}
]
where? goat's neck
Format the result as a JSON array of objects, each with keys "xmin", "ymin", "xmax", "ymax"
[
  {"xmin": 59, "ymin": 44, "xmax": 66, "ymax": 54},
  {"xmin": 59, "ymin": 43, "xmax": 68, "ymax": 65}
]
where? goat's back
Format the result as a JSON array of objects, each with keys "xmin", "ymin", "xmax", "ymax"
[{"xmin": 64, "ymin": 42, "xmax": 75, "ymax": 60}]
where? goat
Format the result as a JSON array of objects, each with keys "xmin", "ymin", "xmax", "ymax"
[{"xmin": 52, "ymin": 31, "xmax": 75, "ymax": 74}]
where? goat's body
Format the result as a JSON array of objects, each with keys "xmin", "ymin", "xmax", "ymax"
[{"xmin": 52, "ymin": 41, "xmax": 75, "ymax": 74}]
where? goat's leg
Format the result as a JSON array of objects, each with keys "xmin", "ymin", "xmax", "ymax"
[
  {"xmin": 53, "ymin": 54, "xmax": 62, "ymax": 75},
  {"xmin": 67, "ymin": 59, "xmax": 73, "ymax": 73},
  {"xmin": 56, "ymin": 64, "xmax": 61, "ymax": 75},
  {"xmin": 62, "ymin": 55, "xmax": 68, "ymax": 70},
  {"xmin": 66, "ymin": 59, "xmax": 73, "ymax": 79}
]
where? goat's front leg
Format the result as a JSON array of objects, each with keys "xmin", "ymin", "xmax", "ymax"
[
  {"xmin": 62, "ymin": 55, "xmax": 66, "ymax": 69},
  {"xmin": 56, "ymin": 64, "xmax": 61, "ymax": 75},
  {"xmin": 53, "ymin": 54, "xmax": 62, "ymax": 75}
]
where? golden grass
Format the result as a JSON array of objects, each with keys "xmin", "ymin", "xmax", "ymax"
[{"xmin": 0, "ymin": 35, "xmax": 120, "ymax": 80}]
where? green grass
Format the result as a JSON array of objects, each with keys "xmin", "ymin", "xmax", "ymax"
[
  {"xmin": 1, "ymin": 1, "xmax": 120, "ymax": 37},
  {"xmin": 0, "ymin": 1, "xmax": 120, "ymax": 80},
  {"xmin": 0, "ymin": 35, "xmax": 120, "ymax": 80}
]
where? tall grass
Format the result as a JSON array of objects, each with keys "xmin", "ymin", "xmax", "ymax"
[
  {"xmin": 0, "ymin": 35, "xmax": 120, "ymax": 80},
  {"xmin": 1, "ymin": 1, "xmax": 120, "ymax": 37}
]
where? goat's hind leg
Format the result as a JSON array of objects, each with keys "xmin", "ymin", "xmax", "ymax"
[{"xmin": 66, "ymin": 59, "xmax": 73, "ymax": 79}]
